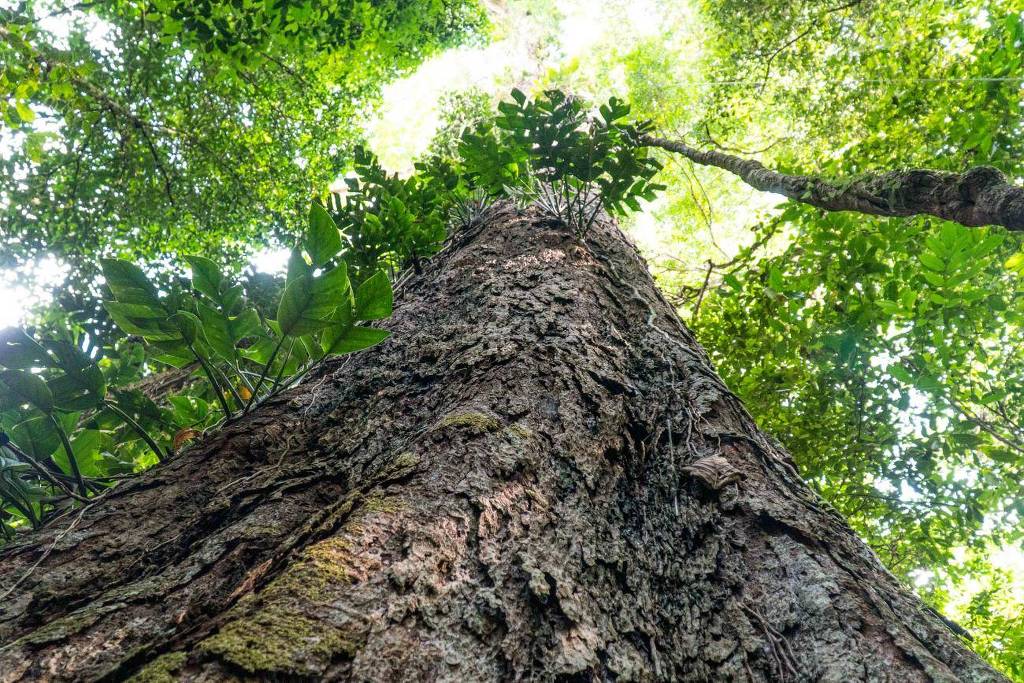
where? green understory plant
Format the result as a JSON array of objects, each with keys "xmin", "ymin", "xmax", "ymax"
[
  {"xmin": 100, "ymin": 203, "xmax": 393, "ymax": 420},
  {"xmin": 327, "ymin": 146, "xmax": 450, "ymax": 283},
  {"xmin": 0, "ymin": 203, "xmax": 393, "ymax": 537},
  {"xmin": 463, "ymin": 89, "xmax": 665, "ymax": 236}
]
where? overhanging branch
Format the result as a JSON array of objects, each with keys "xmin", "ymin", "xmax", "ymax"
[{"xmin": 641, "ymin": 135, "xmax": 1024, "ymax": 231}]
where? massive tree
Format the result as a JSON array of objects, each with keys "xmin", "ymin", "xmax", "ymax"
[{"xmin": 0, "ymin": 202, "xmax": 1005, "ymax": 681}]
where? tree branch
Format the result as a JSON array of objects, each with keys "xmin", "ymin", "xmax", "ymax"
[
  {"xmin": 756, "ymin": 0, "xmax": 865, "ymax": 89},
  {"xmin": 641, "ymin": 135, "xmax": 1024, "ymax": 231}
]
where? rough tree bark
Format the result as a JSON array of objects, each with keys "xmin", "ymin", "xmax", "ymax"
[
  {"xmin": 642, "ymin": 135, "xmax": 1024, "ymax": 232},
  {"xmin": 0, "ymin": 204, "xmax": 1006, "ymax": 682}
]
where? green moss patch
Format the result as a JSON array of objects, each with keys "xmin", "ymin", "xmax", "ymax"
[
  {"xmin": 128, "ymin": 652, "xmax": 187, "ymax": 683},
  {"xmin": 198, "ymin": 535, "xmax": 365, "ymax": 675}
]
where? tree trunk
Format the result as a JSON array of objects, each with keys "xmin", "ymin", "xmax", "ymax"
[{"xmin": 0, "ymin": 203, "xmax": 1004, "ymax": 682}]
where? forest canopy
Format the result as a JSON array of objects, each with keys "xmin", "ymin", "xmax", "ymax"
[{"xmin": 1, "ymin": 0, "xmax": 1023, "ymax": 678}]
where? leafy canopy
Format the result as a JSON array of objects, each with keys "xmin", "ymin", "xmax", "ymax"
[
  {"xmin": 4, "ymin": 0, "xmax": 1024, "ymax": 673},
  {"xmin": 0, "ymin": 0, "xmax": 486, "ymax": 319}
]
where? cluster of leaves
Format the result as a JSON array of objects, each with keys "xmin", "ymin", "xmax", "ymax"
[
  {"xmin": 701, "ymin": 208, "xmax": 1021, "ymax": 550},
  {"xmin": 0, "ymin": 0, "xmax": 484, "ymax": 328},
  {"xmin": 321, "ymin": 88, "xmax": 666, "ymax": 287},
  {"xmin": 327, "ymin": 146, "xmax": 451, "ymax": 284},
  {"xmin": 127, "ymin": 0, "xmax": 485, "ymax": 68},
  {"xmin": 0, "ymin": 204, "xmax": 392, "ymax": 538},
  {"xmin": 936, "ymin": 553, "xmax": 1024, "ymax": 682},
  {"xmin": 697, "ymin": 0, "xmax": 1023, "ymax": 175},
  {"xmin": 458, "ymin": 89, "xmax": 664, "ymax": 235}
]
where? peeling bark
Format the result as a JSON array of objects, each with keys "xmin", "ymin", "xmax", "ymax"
[
  {"xmin": 643, "ymin": 135, "xmax": 1024, "ymax": 232},
  {"xmin": 0, "ymin": 204, "xmax": 1005, "ymax": 681}
]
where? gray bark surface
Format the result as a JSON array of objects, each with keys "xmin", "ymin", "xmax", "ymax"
[{"xmin": 0, "ymin": 204, "xmax": 1005, "ymax": 681}]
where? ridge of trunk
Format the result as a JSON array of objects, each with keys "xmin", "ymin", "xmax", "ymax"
[{"xmin": 0, "ymin": 203, "xmax": 1003, "ymax": 681}]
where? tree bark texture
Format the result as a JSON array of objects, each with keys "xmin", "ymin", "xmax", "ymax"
[
  {"xmin": 642, "ymin": 135, "xmax": 1024, "ymax": 232},
  {"xmin": 0, "ymin": 204, "xmax": 1005, "ymax": 681}
]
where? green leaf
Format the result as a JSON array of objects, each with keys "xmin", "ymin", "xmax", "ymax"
[
  {"xmin": 286, "ymin": 247, "xmax": 312, "ymax": 284},
  {"xmin": 193, "ymin": 303, "xmax": 261, "ymax": 363},
  {"xmin": 196, "ymin": 303, "xmax": 236, "ymax": 361},
  {"xmin": 1004, "ymin": 252, "xmax": 1024, "ymax": 274},
  {"xmin": 142, "ymin": 338, "xmax": 192, "ymax": 367},
  {"xmin": 889, "ymin": 364, "xmax": 913, "ymax": 384},
  {"xmin": 0, "ymin": 370, "xmax": 54, "ymax": 414},
  {"xmin": 109, "ymin": 388, "xmax": 162, "ymax": 424},
  {"xmin": 230, "ymin": 308, "xmax": 262, "ymax": 342},
  {"xmin": 44, "ymin": 340, "xmax": 105, "ymax": 396},
  {"xmin": 0, "ymin": 328, "xmax": 51, "ymax": 370},
  {"xmin": 876, "ymin": 300, "xmax": 901, "ymax": 315},
  {"xmin": 186, "ymin": 255, "xmax": 224, "ymax": 301},
  {"xmin": 354, "ymin": 270, "xmax": 393, "ymax": 321},
  {"xmin": 239, "ymin": 337, "xmax": 277, "ymax": 364},
  {"xmin": 104, "ymin": 301, "xmax": 182, "ymax": 341},
  {"xmin": 277, "ymin": 264, "xmax": 351, "ymax": 337},
  {"xmin": 974, "ymin": 233, "xmax": 1005, "ymax": 257},
  {"xmin": 918, "ymin": 252, "xmax": 945, "ymax": 272},
  {"xmin": 322, "ymin": 326, "xmax": 391, "ymax": 356},
  {"xmin": 988, "ymin": 448, "xmax": 1017, "ymax": 464},
  {"xmin": 10, "ymin": 416, "xmax": 59, "ymax": 460},
  {"xmin": 64, "ymin": 429, "xmax": 104, "ymax": 478},
  {"xmin": 100, "ymin": 258, "xmax": 162, "ymax": 307},
  {"xmin": 14, "ymin": 101, "xmax": 35, "ymax": 123},
  {"xmin": 952, "ymin": 432, "xmax": 983, "ymax": 448},
  {"xmin": 306, "ymin": 203, "xmax": 342, "ymax": 268},
  {"xmin": 43, "ymin": 340, "xmax": 106, "ymax": 410},
  {"xmin": 722, "ymin": 274, "xmax": 742, "ymax": 291},
  {"xmin": 921, "ymin": 271, "xmax": 945, "ymax": 288},
  {"xmin": 171, "ymin": 311, "xmax": 204, "ymax": 345}
]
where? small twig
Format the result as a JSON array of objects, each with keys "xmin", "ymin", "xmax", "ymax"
[
  {"xmin": 188, "ymin": 341, "xmax": 233, "ymax": 419},
  {"xmin": 49, "ymin": 415, "xmax": 88, "ymax": 496},
  {"xmin": 1, "ymin": 442, "xmax": 91, "ymax": 503},
  {"xmin": 0, "ymin": 507, "xmax": 88, "ymax": 601},
  {"xmin": 691, "ymin": 260, "xmax": 715, "ymax": 322},
  {"xmin": 246, "ymin": 334, "xmax": 287, "ymax": 412},
  {"xmin": 757, "ymin": 0, "xmax": 864, "ymax": 90},
  {"xmin": 268, "ymin": 338, "xmax": 297, "ymax": 395}
]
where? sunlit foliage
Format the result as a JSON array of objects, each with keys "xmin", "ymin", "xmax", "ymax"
[{"xmin": 0, "ymin": 0, "xmax": 485, "ymax": 312}]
